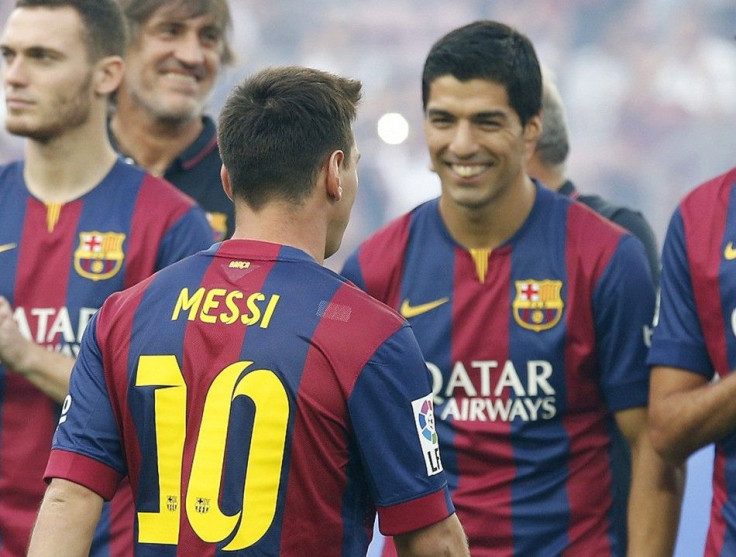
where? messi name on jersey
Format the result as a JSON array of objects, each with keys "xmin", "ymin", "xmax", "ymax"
[{"xmin": 172, "ymin": 287, "xmax": 281, "ymax": 328}]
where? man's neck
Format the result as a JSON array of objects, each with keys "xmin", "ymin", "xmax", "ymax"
[
  {"xmin": 110, "ymin": 95, "xmax": 204, "ymax": 177},
  {"xmin": 23, "ymin": 115, "xmax": 118, "ymax": 203},
  {"xmin": 439, "ymin": 175, "xmax": 537, "ymax": 250},
  {"xmin": 232, "ymin": 199, "xmax": 329, "ymax": 265}
]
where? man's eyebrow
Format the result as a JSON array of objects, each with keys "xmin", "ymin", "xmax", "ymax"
[
  {"xmin": 426, "ymin": 108, "xmax": 508, "ymax": 119},
  {"xmin": 0, "ymin": 44, "xmax": 62, "ymax": 57},
  {"xmin": 426, "ymin": 108, "xmax": 454, "ymax": 117},
  {"xmin": 472, "ymin": 110, "xmax": 508, "ymax": 119}
]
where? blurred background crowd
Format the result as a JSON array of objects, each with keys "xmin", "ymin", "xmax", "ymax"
[
  {"xmin": 236, "ymin": 0, "xmax": 735, "ymax": 272},
  {"xmin": 0, "ymin": 0, "xmax": 732, "ymax": 554},
  {"xmin": 1, "ymin": 0, "xmax": 735, "ymax": 271}
]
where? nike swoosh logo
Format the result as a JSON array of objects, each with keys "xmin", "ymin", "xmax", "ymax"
[
  {"xmin": 0, "ymin": 243, "xmax": 17, "ymax": 254},
  {"xmin": 725, "ymin": 242, "xmax": 736, "ymax": 261},
  {"xmin": 400, "ymin": 297, "xmax": 449, "ymax": 318}
]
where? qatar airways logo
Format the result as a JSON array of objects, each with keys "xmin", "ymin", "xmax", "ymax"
[
  {"xmin": 13, "ymin": 306, "xmax": 98, "ymax": 357},
  {"xmin": 427, "ymin": 359, "xmax": 557, "ymax": 422}
]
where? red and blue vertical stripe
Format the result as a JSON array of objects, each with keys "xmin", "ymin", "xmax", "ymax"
[
  {"xmin": 48, "ymin": 240, "xmax": 453, "ymax": 555},
  {"xmin": 0, "ymin": 159, "xmax": 210, "ymax": 557},
  {"xmin": 649, "ymin": 167, "xmax": 736, "ymax": 556},
  {"xmin": 343, "ymin": 183, "xmax": 653, "ymax": 556}
]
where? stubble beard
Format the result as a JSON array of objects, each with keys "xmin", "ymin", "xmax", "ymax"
[
  {"xmin": 6, "ymin": 72, "xmax": 93, "ymax": 143},
  {"xmin": 131, "ymin": 83, "xmax": 204, "ymax": 127}
]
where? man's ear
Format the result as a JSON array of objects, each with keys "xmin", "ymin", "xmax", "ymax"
[
  {"xmin": 326, "ymin": 150, "xmax": 344, "ymax": 201},
  {"xmin": 523, "ymin": 113, "xmax": 542, "ymax": 145},
  {"xmin": 93, "ymin": 55, "xmax": 125, "ymax": 97},
  {"xmin": 521, "ymin": 113, "xmax": 542, "ymax": 162},
  {"xmin": 221, "ymin": 165, "xmax": 233, "ymax": 201}
]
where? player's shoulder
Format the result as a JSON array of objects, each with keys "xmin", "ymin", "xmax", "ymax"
[
  {"xmin": 113, "ymin": 158, "xmax": 199, "ymax": 210},
  {"xmin": 356, "ymin": 199, "xmax": 435, "ymax": 255},
  {"xmin": 363, "ymin": 209, "xmax": 414, "ymax": 246},
  {"xmin": 680, "ymin": 166, "xmax": 736, "ymax": 213},
  {"xmin": 542, "ymin": 188, "xmax": 642, "ymax": 276},
  {"xmin": 336, "ymin": 273, "xmax": 406, "ymax": 327},
  {"xmin": 0, "ymin": 159, "xmax": 21, "ymax": 176},
  {"xmin": 0, "ymin": 160, "xmax": 23, "ymax": 187},
  {"xmin": 98, "ymin": 250, "xmax": 206, "ymax": 322},
  {"xmin": 564, "ymin": 191, "xmax": 629, "ymax": 242},
  {"xmin": 139, "ymin": 171, "xmax": 200, "ymax": 209},
  {"xmin": 540, "ymin": 185, "xmax": 628, "ymax": 246}
]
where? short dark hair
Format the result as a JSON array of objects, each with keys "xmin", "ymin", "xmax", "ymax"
[
  {"xmin": 14, "ymin": 0, "xmax": 126, "ymax": 61},
  {"xmin": 422, "ymin": 20, "xmax": 542, "ymax": 126},
  {"xmin": 218, "ymin": 66, "xmax": 362, "ymax": 210},
  {"xmin": 118, "ymin": 0, "xmax": 233, "ymax": 65}
]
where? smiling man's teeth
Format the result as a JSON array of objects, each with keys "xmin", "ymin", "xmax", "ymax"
[
  {"xmin": 452, "ymin": 164, "xmax": 486, "ymax": 178},
  {"xmin": 164, "ymin": 73, "xmax": 197, "ymax": 83}
]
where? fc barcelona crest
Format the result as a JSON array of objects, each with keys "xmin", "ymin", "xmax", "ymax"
[
  {"xmin": 73, "ymin": 231, "xmax": 126, "ymax": 281},
  {"xmin": 512, "ymin": 279, "xmax": 564, "ymax": 332}
]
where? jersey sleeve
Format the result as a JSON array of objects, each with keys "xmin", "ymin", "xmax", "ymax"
[
  {"xmin": 647, "ymin": 208, "xmax": 713, "ymax": 377},
  {"xmin": 593, "ymin": 234, "xmax": 656, "ymax": 411},
  {"xmin": 44, "ymin": 313, "xmax": 125, "ymax": 500},
  {"xmin": 347, "ymin": 325, "xmax": 454, "ymax": 536},
  {"xmin": 156, "ymin": 205, "xmax": 214, "ymax": 270}
]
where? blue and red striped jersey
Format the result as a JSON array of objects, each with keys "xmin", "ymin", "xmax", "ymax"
[
  {"xmin": 0, "ymin": 159, "xmax": 212, "ymax": 557},
  {"xmin": 47, "ymin": 239, "xmax": 454, "ymax": 556},
  {"xmin": 341, "ymin": 183, "xmax": 655, "ymax": 556},
  {"xmin": 648, "ymin": 167, "xmax": 736, "ymax": 556}
]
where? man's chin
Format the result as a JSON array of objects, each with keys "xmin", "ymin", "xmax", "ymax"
[
  {"xmin": 5, "ymin": 122, "xmax": 51, "ymax": 142},
  {"xmin": 445, "ymin": 190, "xmax": 493, "ymax": 211},
  {"xmin": 149, "ymin": 95, "xmax": 203, "ymax": 124}
]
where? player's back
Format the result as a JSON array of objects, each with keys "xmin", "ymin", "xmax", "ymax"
[{"xmin": 86, "ymin": 239, "xmax": 420, "ymax": 556}]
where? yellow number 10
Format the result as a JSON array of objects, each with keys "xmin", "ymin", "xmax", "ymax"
[{"xmin": 134, "ymin": 355, "xmax": 290, "ymax": 549}]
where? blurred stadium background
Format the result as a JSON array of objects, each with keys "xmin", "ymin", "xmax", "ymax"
[{"xmin": 0, "ymin": 0, "xmax": 731, "ymax": 554}]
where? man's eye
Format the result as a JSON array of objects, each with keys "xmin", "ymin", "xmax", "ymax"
[{"xmin": 158, "ymin": 24, "xmax": 180, "ymax": 37}]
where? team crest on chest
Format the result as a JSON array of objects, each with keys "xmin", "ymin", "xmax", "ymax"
[
  {"xmin": 73, "ymin": 231, "xmax": 126, "ymax": 281},
  {"xmin": 512, "ymin": 279, "xmax": 564, "ymax": 332}
]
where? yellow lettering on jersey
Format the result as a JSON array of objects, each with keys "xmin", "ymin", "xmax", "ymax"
[
  {"xmin": 260, "ymin": 295, "xmax": 280, "ymax": 329},
  {"xmin": 136, "ymin": 355, "xmax": 186, "ymax": 544},
  {"xmin": 201, "ymin": 288, "xmax": 226, "ymax": 323},
  {"xmin": 188, "ymin": 364, "xmax": 289, "ymax": 549},
  {"xmin": 229, "ymin": 261, "xmax": 250, "ymax": 269},
  {"xmin": 171, "ymin": 288, "xmax": 280, "ymax": 329},
  {"xmin": 135, "ymin": 357, "xmax": 289, "ymax": 548},
  {"xmin": 222, "ymin": 291, "xmax": 244, "ymax": 325},
  {"xmin": 172, "ymin": 288, "xmax": 205, "ymax": 321}
]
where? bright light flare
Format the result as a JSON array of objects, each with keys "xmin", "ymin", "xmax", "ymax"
[{"xmin": 377, "ymin": 112, "xmax": 409, "ymax": 145}]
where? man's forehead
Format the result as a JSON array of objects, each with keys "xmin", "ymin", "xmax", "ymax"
[
  {"xmin": 427, "ymin": 76, "xmax": 511, "ymax": 108},
  {"xmin": 1, "ymin": 7, "xmax": 83, "ymax": 50},
  {"xmin": 148, "ymin": 2, "xmax": 221, "ymax": 27}
]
